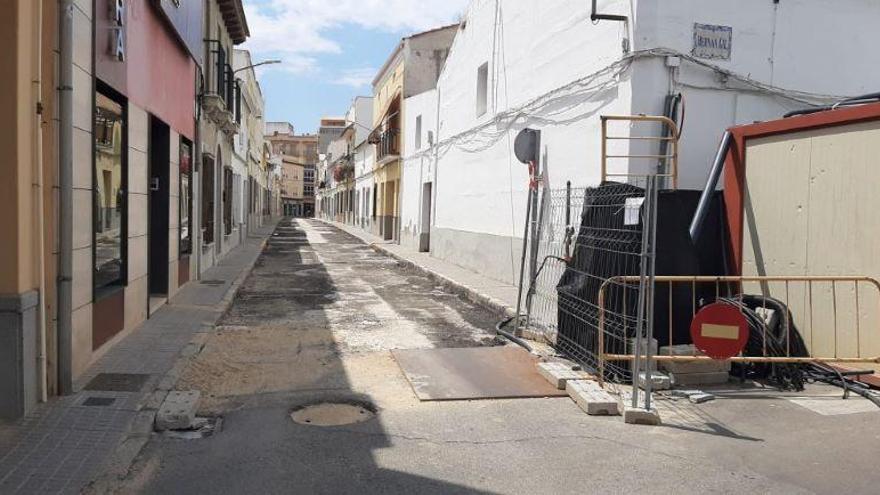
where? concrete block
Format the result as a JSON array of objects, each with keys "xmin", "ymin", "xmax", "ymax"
[
  {"xmin": 537, "ymin": 361, "xmax": 591, "ymax": 390},
  {"xmin": 623, "ymin": 406, "xmax": 662, "ymax": 425},
  {"xmin": 658, "ymin": 344, "xmax": 731, "ymax": 374},
  {"xmin": 155, "ymin": 390, "xmax": 201, "ymax": 431},
  {"xmin": 626, "ymin": 338, "xmax": 658, "ymax": 371},
  {"xmin": 566, "ymin": 380, "xmax": 619, "ymax": 416},
  {"xmin": 670, "ymin": 389, "xmax": 716, "ymax": 403},
  {"xmin": 637, "ymin": 371, "xmax": 671, "ymax": 391},
  {"xmin": 670, "ymin": 371, "xmax": 730, "ymax": 387},
  {"xmin": 688, "ymin": 393, "xmax": 716, "ymax": 404}
]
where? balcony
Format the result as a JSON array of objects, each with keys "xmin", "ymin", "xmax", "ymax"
[
  {"xmin": 374, "ymin": 128, "xmax": 400, "ymax": 165},
  {"xmin": 202, "ymin": 41, "xmax": 241, "ymax": 135}
]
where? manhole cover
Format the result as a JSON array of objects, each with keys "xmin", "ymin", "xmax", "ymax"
[
  {"xmin": 84, "ymin": 373, "xmax": 150, "ymax": 392},
  {"xmin": 290, "ymin": 402, "xmax": 375, "ymax": 426}
]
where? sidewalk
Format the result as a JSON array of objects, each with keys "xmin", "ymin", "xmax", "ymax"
[
  {"xmin": 0, "ymin": 221, "xmax": 278, "ymax": 495},
  {"xmin": 322, "ymin": 220, "xmax": 520, "ymax": 320}
]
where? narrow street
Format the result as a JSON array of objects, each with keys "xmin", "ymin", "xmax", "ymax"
[{"xmin": 98, "ymin": 219, "xmax": 878, "ymax": 494}]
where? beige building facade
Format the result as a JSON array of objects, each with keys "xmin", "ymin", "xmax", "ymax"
[{"xmin": 0, "ymin": 0, "xmax": 262, "ymax": 421}]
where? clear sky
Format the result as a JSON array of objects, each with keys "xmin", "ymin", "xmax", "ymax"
[{"xmin": 241, "ymin": 0, "xmax": 470, "ymax": 134}]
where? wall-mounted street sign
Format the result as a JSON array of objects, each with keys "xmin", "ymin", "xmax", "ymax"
[
  {"xmin": 692, "ymin": 23, "xmax": 732, "ymax": 60},
  {"xmin": 690, "ymin": 302, "xmax": 749, "ymax": 360},
  {"xmin": 109, "ymin": 0, "xmax": 125, "ymax": 61}
]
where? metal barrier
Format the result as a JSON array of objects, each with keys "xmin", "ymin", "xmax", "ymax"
[
  {"xmin": 601, "ymin": 115, "xmax": 679, "ymax": 189},
  {"xmin": 597, "ymin": 275, "xmax": 880, "ymax": 385},
  {"xmin": 522, "ymin": 179, "xmax": 654, "ymax": 380}
]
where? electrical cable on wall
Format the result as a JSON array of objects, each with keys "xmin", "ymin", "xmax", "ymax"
[{"xmin": 403, "ymin": 47, "xmax": 851, "ymax": 164}]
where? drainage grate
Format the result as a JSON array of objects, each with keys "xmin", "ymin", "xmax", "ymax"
[
  {"xmin": 82, "ymin": 397, "xmax": 116, "ymax": 407},
  {"xmin": 84, "ymin": 373, "xmax": 150, "ymax": 392},
  {"xmin": 200, "ymin": 279, "xmax": 226, "ymax": 286}
]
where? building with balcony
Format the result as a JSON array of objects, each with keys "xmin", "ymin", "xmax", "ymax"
[
  {"xmin": 199, "ymin": 0, "xmax": 249, "ymax": 273},
  {"xmin": 234, "ymin": 49, "xmax": 272, "ymax": 231},
  {"xmin": 370, "ymin": 24, "xmax": 457, "ymax": 241}
]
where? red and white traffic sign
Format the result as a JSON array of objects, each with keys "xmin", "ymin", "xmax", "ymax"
[{"xmin": 690, "ymin": 303, "xmax": 749, "ymax": 360}]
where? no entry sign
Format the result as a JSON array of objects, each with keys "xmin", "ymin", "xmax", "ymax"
[{"xmin": 690, "ymin": 303, "xmax": 749, "ymax": 360}]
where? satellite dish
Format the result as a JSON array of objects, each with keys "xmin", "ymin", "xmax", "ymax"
[{"xmin": 514, "ymin": 129, "xmax": 540, "ymax": 164}]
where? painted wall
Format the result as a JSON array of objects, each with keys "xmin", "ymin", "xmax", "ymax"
[
  {"xmin": 428, "ymin": 0, "xmax": 880, "ymax": 285},
  {"xmin": 741, "ymin": 120, "xmax": 880, "ymax": 360},
  {"xmin": 630, "ymin": 0, "xmax": 880, "ymax": 188},
  {"xmin": 400, "ymin": 89, "xmax": 438, "ymax": 250},
  {"xmin": 95, "ymin": 0, "xmax": 196, "ymax": 139},
  {"xmin": 403, "ymin": 26, "xmax": 457, "ymax": 99},
  {"xmin": 373, "ymin": 54, "xmax": 404, "ymax": 126},
  {"xmin": 430, "ymin": 0, "xmax": 633, "ymax": 284}
]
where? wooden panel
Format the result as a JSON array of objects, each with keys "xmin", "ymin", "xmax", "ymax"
[
  {"xmin": 741, "ymin": 120, "xmax": 880, "ymax": 360},
  {"xmin": 93, "ymin": 289, "xmax": 125, "ymax": 350},
  {"xmin": 178, "ymin": 255, "xmax": 190, "ymax": 286}
]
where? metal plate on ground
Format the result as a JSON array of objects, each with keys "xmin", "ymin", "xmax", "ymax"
[
  {"xmin": 392, "ymin": 346, "xmax": 568, "ymax": 401},
  {"xmin": 83, "ymin": 373, "xmax": 150, "ymax": 392}
]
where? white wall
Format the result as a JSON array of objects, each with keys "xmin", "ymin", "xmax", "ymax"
[
  {"xmin": 630, "ymin": 0, "xmax": 880, "ymax": 188},
  {"xmin": 400, "ymin": 90, "xmax": 439, "ymax": 249},
  {"xmin": 430, "ymin": 0, "xmax": 633, "ymax": 282},
  {"xmin": 427, "ymin": 0, "xmax": 880, "ymax": 284}
]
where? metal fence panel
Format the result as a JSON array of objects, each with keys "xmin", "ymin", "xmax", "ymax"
[{"xmin": 523, "ymin": 179, "xmax": 651, "ymax": 381}]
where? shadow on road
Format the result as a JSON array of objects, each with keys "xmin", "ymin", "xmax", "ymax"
[{"xmin": 129, "ymin": 218, "xmax": 496, "ymax": 494}]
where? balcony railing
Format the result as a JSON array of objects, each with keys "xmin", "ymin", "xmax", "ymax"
[
  {"xmin": 376, "ymin": 128, "xmax": 400, "ymax": 162},
  {"xmin": 204, "ymin": 40, "xmax": 241, "ymax": 130}
]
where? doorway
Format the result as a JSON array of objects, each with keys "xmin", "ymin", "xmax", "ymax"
[
  {"xmin": 148, "ymin": 116, "xmax": 170, "ymax": 312},
  {"xmin": 419, "ymin": 182, "xmax": 432, "ymax": 252}
]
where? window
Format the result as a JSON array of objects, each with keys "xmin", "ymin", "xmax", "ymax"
[
  {"xmin": 415, "ymin": 115, "xmax": 422, "ymax": 150},
  {"xmin": 476, "ymin": 62, "xmax": 489, "ymax": 117},
  {"xmin": 94, "ymin": 89, "xmax": 127, "ymax": 292},
  {"xmin": 179, "ymin": 138, "xmax": 193, "ymax": 255},
  {"xmin": 223, "ymin": 167, "xmax": 233, "ymax": 235},
  {"xmin": 202, "ymin": 155, "xmax": 215, "ymax": 244}
]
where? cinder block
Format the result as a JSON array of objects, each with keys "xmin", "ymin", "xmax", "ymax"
[
  {"xmin": 566, "ymin": 379, "xmax": 619, "ymax": 416},
  {"xmin": 623, "ymin": 406, "xmax": 662, "ymax": 425},
  {"xmin": 658, "ymin": 344, "xmax": 731, "ymax": 374},
  {"xmin": 537, "ymin": 361, "xmax": 591, "ymax": 390},
  {"xmin": 637, "ymin": 371, "xmax": 671, "ymax": 391},
  {"xmin": 669, "ymin": 371, "xmax": 730, "ymax": 387},
  {"xmin": 155, "ymin": 390, "xmax": 201, "ymax": 431}
]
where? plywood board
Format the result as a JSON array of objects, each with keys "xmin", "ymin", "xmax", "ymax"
[{"xmin": 392, "ymin": 346, "xmax": 568, "ymax": 401}]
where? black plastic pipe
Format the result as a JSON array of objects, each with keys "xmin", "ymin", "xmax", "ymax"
[{"xmin": 689, "ymin": 131, "xmax": 732, "ymax": 244}]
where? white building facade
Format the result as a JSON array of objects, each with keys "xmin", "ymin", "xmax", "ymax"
[{"xmin": 413, "ymin": 0, "xmax": 880, "ymax": 285}]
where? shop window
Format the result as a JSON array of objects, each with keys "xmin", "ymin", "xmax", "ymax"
[
  {"xmin": 179, "ymin": 138, "xmax": 193, "ymax": 254},
  {"xmin": 93, "ymin": 88, "xmax": 127, "ymax": 293},
  {"xmin": 202, "ymin": 155, "xmax": 215, "ymax": 244}
]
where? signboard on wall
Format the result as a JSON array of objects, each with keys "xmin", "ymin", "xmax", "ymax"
[
  {"xmin": 151, "ymin": 0, "xmax": 205, "ymax": 67},
  {"xmin": 692, "ymin": 23, "xmax": 732, "ymax": 60}
]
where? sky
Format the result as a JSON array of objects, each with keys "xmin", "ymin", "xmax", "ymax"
[{"xmin": 241, "ymin": 0, "xmax": 470, "ymax": 134}]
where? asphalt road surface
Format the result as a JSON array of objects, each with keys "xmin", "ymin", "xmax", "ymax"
[{"xmin": 103, "ymin": 219, "xmax": 880, "ymax": 495}]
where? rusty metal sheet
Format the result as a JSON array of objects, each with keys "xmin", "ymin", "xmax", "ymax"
[{"xmin": 392, "ymin": 346, "xmax": 568, "ymax": 401}]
